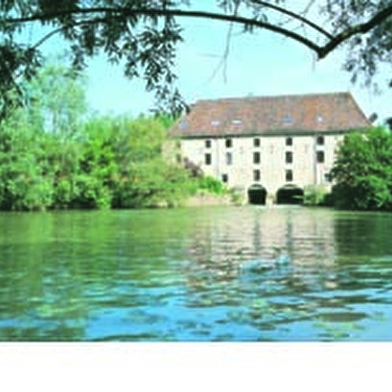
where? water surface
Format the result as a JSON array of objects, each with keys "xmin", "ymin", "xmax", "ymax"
[{"xmin": 1, "ymin": 206, "xmax": 392, "ymax": 341}]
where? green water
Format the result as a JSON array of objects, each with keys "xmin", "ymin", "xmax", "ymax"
[{"xmin": 0, "ymin": 206, "xmax": 392, "ymax": 341}]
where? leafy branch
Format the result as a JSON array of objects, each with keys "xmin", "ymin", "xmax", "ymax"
[{"xmin": 4, "ymin": 4, "xmax": 392, "ymax": 59}]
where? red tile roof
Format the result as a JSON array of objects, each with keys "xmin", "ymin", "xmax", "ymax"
[{"xmin": 170, "ymin": 92, "xmax": 371, "ymax": 138}]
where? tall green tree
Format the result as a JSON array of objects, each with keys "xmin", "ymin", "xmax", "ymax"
[
  {"xmin": 331, "ymin": 127, "xmax": 392, "ymax": 210},
  {"xmin": 1, "ymin": 1, "xmax": 392, "ymax": 116},
  {"xmin": 0, "ymin": 60, "xmax": 87, "ymax": 210},
  {"xmin": 26, "ymin": 61, "xmax": 87, "ymax": 139},
  {"xmin": 0, "ymin": 119, "xmax": 54, "ymax": 210}
]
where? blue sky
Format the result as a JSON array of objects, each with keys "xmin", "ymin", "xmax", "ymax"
[{"xmin": 38, "ymin": 13, "xmax": 391, "ymax": 123}]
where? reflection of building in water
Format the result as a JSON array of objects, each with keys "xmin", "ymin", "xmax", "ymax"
[{"xmin": 184, "ymin": 208, "xmax": 338, "ymax": 294}]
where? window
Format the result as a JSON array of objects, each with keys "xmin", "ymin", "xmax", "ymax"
[
  {"xmin": 222, "ymin": 174, "xmax": 228, "ymax": 183},
  {"xmin": 286, "ymin": 137, "xmax": 293, "ymax": 146},
  {"xmin": 253, "ymin": 152, "xmax": 260, "ymax": 164},
  {"xmin": 205, "ymin": 153, "xmax": 211, "ymax": 165},
  {"xmin": 205, "ymin": 139, "xmax": 211, "ymax": 148},
  {"xmin": 285, "ymin": 169, "xmax": 293, "ymax": 182},
  {"xmin": 225, "ymin": 138, "xmax": 233, "ymax": 148},
  {"xmin": 253, "ymin": 169, "xmax": 261, "ymax": 182},
  {"xmin": 178, "ymin": 121, "xmax": 188, "ymax": 130},
  {"xmin": 316, "ymin": 136, "xmax": 325, "ymax": 145},
  {"xmin": 324, "ymin": 173, "xmax": 332, "ymax": 183},
  {"xmin": 285, "ymin": 151, "xmax": 293, "ymax": 164},
  {"xmin": 254, "ymin": 138, "xmax": 260, "ymax": 147},
  {"xmin": 317, "ymin": 151, "xmax": 325, "ymax": 163},
  {"xmin": 226, "ymin": 152, "xmax": 233, "ymax": 165}
]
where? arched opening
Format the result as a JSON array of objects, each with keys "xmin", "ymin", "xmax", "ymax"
[
  {"xmin": 276, "ymin": 185, "xmax": 304, "ymax": 205},
  {"xmin": 248, "ymin": 184, "xmax": 267, "ymax": 205}
]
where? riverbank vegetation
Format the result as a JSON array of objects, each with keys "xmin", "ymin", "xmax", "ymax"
[
  {"xmin": 303, "ymin": 127, "xmax": 392, "ymax": 211},
  {"xmin": 0, "ymin": 62, "xmax": 228, "ymax": 211},
  {"xmin": 331, "ymin": 126, "xmax": 392, "ymax": 211},
  {"xmin": 2, "ymin": 60, "xmax": 391, "ymax": 212}
]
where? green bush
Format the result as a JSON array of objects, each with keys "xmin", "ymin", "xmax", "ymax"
[
  {"xmin": 303, "ymin": 185, "xmax": 330, "ymax": 206},
  {"xmin": 196, "ymin": 175, "xmax": 226, "ymax": 195}
]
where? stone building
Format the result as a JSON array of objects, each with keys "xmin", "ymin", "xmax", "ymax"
[{"xmin": 169, "ymin": 92, "xmax": 371, "ymax": 204}]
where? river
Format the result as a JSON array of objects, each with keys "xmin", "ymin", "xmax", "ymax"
[{"xmin": 0, "ymin": 206, "xmax": 391, "ymax": 341}]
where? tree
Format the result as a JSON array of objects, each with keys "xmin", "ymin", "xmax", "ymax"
[
  {"xmin": 0, "ymin": 60, "xmax": 87, "ymax": 210},
  {"xmin": 1, "ymin": 1, "xmax": 392, "ymax": 117},
  {"xmin": 26, "ymin": 60, "xmax": 87, "ymax": 139},
  {"xmin": 330, "ymin": 127, "xmax": 392, "ymax": 210},
  {"xmin": 81, "ymin": 115, "xmax": 194, "ymax": 208}
]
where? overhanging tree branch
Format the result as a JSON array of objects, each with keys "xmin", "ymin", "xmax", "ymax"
[
  {"xmin": 318, "ymin": 5, "xmax": 392, "ymax": 58},
  {"xmin": 2, "ymin": 1, "xmax": 392, "ymax": 117},
  {"xmin": 4, "ymin": 4, "xmax": 392, "ymax": 60},
  {"xmin": 4, "ymin": 7, "xmax": 322, "ymax": 54},
  {"xmin": 247, "ymin": 0, "xmax": 334, "ymax": 40}
]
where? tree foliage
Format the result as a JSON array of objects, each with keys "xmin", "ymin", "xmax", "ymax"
[
  {"xmin": 331, "ymin": 127, "xmax": 392, "ymax": 210},
  {"xmin": 0, "ymin": 62, "xmax": 216, "ymax": 211},
  {"xmin": 1, "ymin": 1, "xmax": 392, "ymax": 117}
]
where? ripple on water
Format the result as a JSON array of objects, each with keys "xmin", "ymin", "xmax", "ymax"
[{"xmin": 2, "ymin": 207, "xmax": 392, "ymax": 341}]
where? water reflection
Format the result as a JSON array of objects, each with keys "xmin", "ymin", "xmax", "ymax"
[
  {"xmin": 0, "ymin": 207, "xmax": 391, "ymax": 341},
  {"xmin": 179, "ymin": 207, "xmax": 392, "ymax": 340},
  {"xmin": 184, "ymin": 207, "xmax": 338, "ymax": 295}
]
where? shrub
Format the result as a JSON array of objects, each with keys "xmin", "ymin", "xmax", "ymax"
[{"xmin": 303, "ymin": 185, "xmax": 330, "ymax": 206}]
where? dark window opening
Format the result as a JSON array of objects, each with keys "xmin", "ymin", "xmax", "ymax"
[
  {"xmin": 285, "ymin": 151, "xmax": 293, "ymax": 164},
  {"xmin": 253, "ymin": 152, "xmax": 260, "ymax": 164},
  {"xmin": 285, "ymin": 169, "xmax": 293, "ymax": 182},
  {"xmin": 317, "ymin": 151, "xmax": 325, "ymax": 163},
  {"xmin": 253, "ymin": 169, "xmax": 261, "ymax": 182},
  {"xmin": 254, "ymin": 138, "xmax": 260, "ymax": 147},
  {"xmin": 205, "ymin": 153, "xmax": 211, "ymax": 165},
  {"xmin": 222, "ymin": 174, "xmax": 228, "ymax": 183},
  {"xmin": 276, "ymin": 186, "xmax": 304, "ymax": 205},
  {"xmin": 248, "ymin": 185, "xmax": 267, "ymax": 205},
  {"xmin": 205, "ymin": 139, "xmax": 211, "ymax": 148},
  {"xmin": 225, "ymin": 139, "xmax": 232, "ymax": 148},
  {"xmin": 226, "ymin": 152, "xmax": 233, "ymax": 165},
  {"xmin": 286, "ymin": 137, "xmax": 293, "ymax": 146},
  {"xmin": 317, "ymin": 136, "xmax": 325, "ymax": 145}
]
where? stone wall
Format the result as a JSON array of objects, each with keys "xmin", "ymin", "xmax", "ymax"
[{"xmin": 179, "ymin": 133, "xmax": 344, "ymax": 198}]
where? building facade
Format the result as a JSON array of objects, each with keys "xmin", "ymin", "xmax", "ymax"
[{"xmin": 169, "ymin": 92, "xmax": 371, "ymax": 204}]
